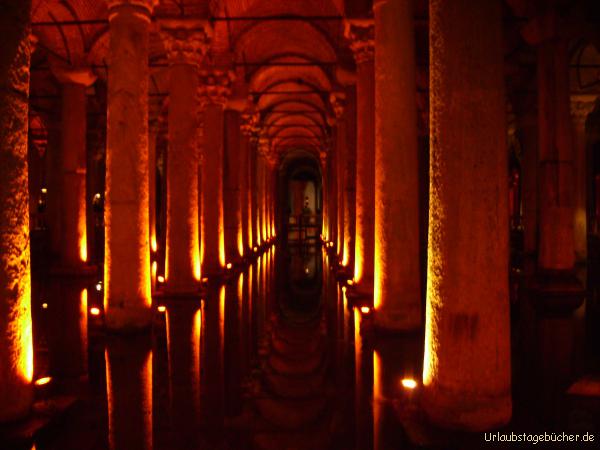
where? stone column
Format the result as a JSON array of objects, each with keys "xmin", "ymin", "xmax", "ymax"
[
  {"xmin": 104, "ymin": 0, "xmax": 155, "ymax": 330},
  {"xmin": 423, "ymin": 0, "xmax": 511, "ymax": 430},
  {"xmin": 523, "ymin": 13, "xmax": 584, "ymax": 312},
  {"xmin": 51, "ymin": 66, "xmax": 96, "ymax": 268},
  {"xmin": 345, "ymin": 21, "xmax": 375, "ymax": 293},
  {"xmin": 224, "ymin": 109, "xmax": 243, "ymax": 263},
  {"xmin": 241, "ymin": 109, "xmax": 258, "ymax": 253},
  {"xmin": 199, "ymin": 68, "xmax": 233, "ymax": 277},
  {"xmin": 160, "ymin": 19, "xmax": 209, "ymax": 292},
  {"xmin": 343, "ymin": 86, "xmax": 357, "ymax": 270},
  {"xmin": 327, "ymin": 142, "xmax": 337, "ymax": 248},
  {"xmin": 571, "ymin": 95, "xmax": 596, "ymax": 262},
  {"xmin": 250, "ymin": 133, "xmax": 260, "ymax": 250},
  {"xmin": 373, "ymin": 0, "xmax": 421, "ymax": 331},
  {"xmin": 513, "ymin": 98, "xmax": 538, "ymax": 265},
  {"xmin": 331, "ymin": 92, "xmax": 347, "ymax": 263},
  {"xmin": 149, "ymin": 119, "xmax": 159, "ymax": 258},
  {"xmin": 0, "ymin": 0, "xmax": 33, "ymax": 422},
  {"xmin": 320, "ymin": 151, "xmax": 329, "ymax": 240}
]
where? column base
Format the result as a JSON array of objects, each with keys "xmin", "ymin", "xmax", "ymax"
[
  {"xmin": 530, "ymin": 270, "xmax": 585, "ymax": 317},
  {"xmin": 423, "ymin": 383, "xmax": 512, "ymax": 431},
  {"xmin": 105, "ymin": 304, "xmax": 152, "ymax": 333}
]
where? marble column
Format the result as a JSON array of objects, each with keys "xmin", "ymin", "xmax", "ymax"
[
  {"xmin": 345, "ymin": 21, "xmax": 375, "ymax": 293},
  {"xmin": 0, "ymin": 0, "xmax": 33, "ymax": 422},
  {"xmin": 423, "ymin": 0, "xmax": 511, "ymax": 430},
  {"xmin": 250, "ymin": 133, "xmax": 260, "ymax": 250},
  {"xmin": 104, "ymin": 0, "xmax": 155, "ymax": 329},
  {"xmin": 241, "ymin": 109, "xmax": 258, "ymax": 253},
  {"xmin": 342, "ymin": 87, "xmax": 357, "ymax": 270},
  {"xmin": 523, "ymin": 13, "xmax": 584, "ymax": 312},
  {"xmin": 331, "ymin": 92, "xmax": 347, "ymax": 263},
  {"xmin": 571, "ymin": 95, "xmax": 596, "ymax": 262},
  {"xmin": 160, "ymin": 19, "xmax": 209, "ymax": 292},
  {"xmin": 224, "ymin": 109, "xmax": 243, "ymax": 263},
  {"xmin": 373, "ymin": 0, "xmax": 421, "ymax": 331},
  {"xmin": 51, "ymin": 66, "xmax": 96, "ymax": 269},
  {"xmin": 199, "ymin": 68, "xmax": 233, "ymax": 277}
]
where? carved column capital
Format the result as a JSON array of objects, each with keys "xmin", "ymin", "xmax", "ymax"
[
  {"xmin": 159, "ymin": 19, "xmax": 212, "ymax": 66},
  {"xmin": 197, "ymin": 68, "xmax": 235, "ymax": 107},
  {"xmin": 107, "ymin": 0, "xmax": 157, "ymax": 19},
  {"xmin": 50, "ymin": 64, "xmax": 97, "ymax": 87},
  {"xmin": 344, "ymin": 20, "xmax": 374, "ymax": 64},
  {"xmin": 241, "ymin": 106, "xmax": 259, "ymax": 137},
  {"xmin": 570, "ymin": 94, "xmax": 597, "ymax": 126}
]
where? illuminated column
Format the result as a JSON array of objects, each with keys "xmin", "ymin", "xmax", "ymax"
[
  {"xmin": 199, "ymin": 68, "xmax": 233, "ymax": 276},
  {"xmin": 0, "ymin": 2, "xmax": 33, "ymax": 421},
  {"xmin": 571, "ymin": 95, "xmax": 596, "ymax": 262},
  {"xmin": 423, "ymin": 0, "xmax": 511, "ymax": 430},
  {"xmin": 51, "ymin": 66, "xmax": 96, "ymax": 268},
  {"xmin": 104, "ymin": 0, "xmax": 155, "ymax": 329},
  {"xmin": 160, "ymin": 20, "xmax": 209, "ymax": 292},
  {"xmin": 320, "ymin": 151, "xmax": 328, "ymax": 239},
  {"xmin": 250, "ymin": 133, "xmax": 260, "ymax": 249},
  {"xmin": 327, "ymin": 144, "xmax": 337, "ymax": 247},
  {"xmin": 149, "ymin": 118, "xmax": 160, "ymax": 261},
  {"xmin": 241, "ymin": 109, "xmax": 258, "ymax": 252},
  {"xmin": 345, "ymin": 21, "xmax": 375, "ymax": 291},
  {"xmin": 331, "ymin": 92, "xmax": 347, "ymax": 262},
  {"xmin": 265, "ymin": 154, "xmax": 278, "ymax": 239},
  {"xmin": 224, "ymin": 109, "xmax": 243, "ymax": 262},
  {"xmin": 373, "ymin": 0, "xmax": 421, "ymax": 331},
  {"xmin": 343, "ymin": 87, "xmax": 357, "ymax": 270}
]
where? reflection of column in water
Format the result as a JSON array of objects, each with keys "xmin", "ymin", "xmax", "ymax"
[
  {"xmin": 201, "ymin": 285, "xmax": 225, "ymax": 429},
  {"xmin": 373, "ymin": 351, "xmax": 382, "ymax": 450},
  {"xmin": 165, "ymin": 303, "xmax": 201, "ymax": 447},
  {"xmin": 105, "ymin": 337, "xmax": 153, "ymax": 450},
  {"xmin": 224, "ymin": 274, "xmax": 244, "ymax": 417},
  {"xmin": 47, "ymin": 280, "xmax": 88, "ymax": 377},
  {"xmin": 354, "ymin": 308, "xmax": 374, "ymax": 450}
]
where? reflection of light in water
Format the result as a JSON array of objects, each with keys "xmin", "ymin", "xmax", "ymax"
[{"xmin": 373, "ymin": 350, "xmax": 382, "ymax": 450}]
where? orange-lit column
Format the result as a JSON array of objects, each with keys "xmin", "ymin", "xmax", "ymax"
[
  {"xmin": 571, "ymin": 95, "xmax": 595, "ymax": 262},
  {"xmin": 525, "ymin": 15, "xmax": 584, "ymax": 309},
  {"xmin": 249, "ymin": 133, "xmax": 260, "ymax": 250},
  {"xmin": 327, "ymin": 144, "xmax": 337, "ymax": 248},
  {"xmin": 0, "ymin": 2, "xmax": 33, "ymax": 421},
  {"xmin": 345, "ymin": 21, "xmax": 375, "ymax": 292},
  {"xmin": 149, "ymin": 119, "xmax": 159, "ymax": 259},
  {"xmin": 224, "ymin": 109, "xmax": 243, "ymax": 262},
  {"xmin": 199, "ymin": 68, "xmax": 233, "ymax": 277},
  {"xmin": 104, "ymin": 0, "xmax": 155, "ymax": 329},
  {"xmin": 343, "ymin": 87, "xmax": 357, "ymax": 270},
  {"xmin": 331, "ymin": 92, "xmax": 347, "ymax": 262},
  {"xmin": 373, "ymin": 0, "xmax": 421, "ymax": 331},
  {"xmin": 320, "ymin": 151, "xmax": 328, "ymax": 239},
  {"xmin": 161, "ymin": 20, "xmax": 208, "ymax": 292},
  {"xmin": 265, "ymin": 154, "xmax": 278, "ymax": 240},
  {"xmin": 423, "ymin": 0, "xmax": 511, "ymax": 430},
  {"xmin": 241, "ymin": 109, "xmax": 258, "ymax": 253},
  {"xmin": 51, "ymin": 66, "xmax": 96, "ymax": 268}
]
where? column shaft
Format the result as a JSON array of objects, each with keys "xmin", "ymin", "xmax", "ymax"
[
  {"xmin": 373, "ymin": 0, "xmax": 421, "ymax": 330},
  {"xmin": 0, "ymin": 0, "xmax": 33, "ymax": 421},
  {"xmin": 105, "ymin": 2, "xmax": 153, "ymax": 329},
  {"xmin": 423, "ymin": 0, "xmax": 511, "ymax": 430},
  {"xmin": 166, "ymin": 63, "xmax": 200, "ymax": 291},
  {"xmin": 343, "ymin": 87, "xmax": 357, "ymax": 269},
  {"xmin": 224, "ymin": 110, "xmax": 243, "ymax": 262}
]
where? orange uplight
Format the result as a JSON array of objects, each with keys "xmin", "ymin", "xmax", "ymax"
[
  {"xmin": 201, "ymin": 277, "xmax": 209, "ymax": 283},
  {"xmin": 401, "ymin": 378, "xmax": 418, "ymax": 389},
  {"xmin": 90, "ymin": 307, "xmax": 101, "ymax": 316},
  {"xmin": 157, "ymin": 275, "xmax": 165, "ymax": 283},
  {"xmin": 42, "ymin": 302, "xmax": 48, "ymax": 309},
  {"xmin": 253, "ymin": 246, "xmax": 258, "ymax": 252},
  {"xmin": 95, "ymin": 282, "xmax": 102, "ymax": 291},
  {"xmin": 360, "ymin": 306, "xmax": 370, "ymax": 314},
  {"xmin": 157, "ymin": 305, "xmax": 166, "ymax": 313},
  {"xmin": 347, "ymin": 279, "xmax": 355, "ymax": 286},
  {"xmin": 226, "ymin": 262, "xmax": 233, "ymax": 270},
  {"xmin": 34, "ymin": 376, "xmax": 52, "ymax": 386}
]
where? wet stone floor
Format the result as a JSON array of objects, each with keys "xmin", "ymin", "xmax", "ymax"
[{"xmin": 2, "ymin": 243, "xmax": 600, "ymax": 450}]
